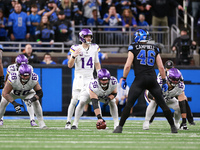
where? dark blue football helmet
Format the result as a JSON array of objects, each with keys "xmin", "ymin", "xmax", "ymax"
[
  {"xmin": 134, "ymin": 29, "xmax": 149, "ymax": 43},
  {"xmin": 18, "ymin": 64, "xmax": 32, "ymax": 83},
  {"xmin": 98, "ymin": 68, "xmax": 111, "ymax": 88},
  {"xmin": 79, "ymin": 28, "xmax": 93, "ymax": 44},
  {"xmin": 167, "ymin": 68, "xmax": 181, "ymax": 86}
]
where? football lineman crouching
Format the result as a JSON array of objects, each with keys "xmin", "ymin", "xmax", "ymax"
[
  {"xmin": 71, "ymin": 68, "xmax": 119, "ymax": 129},
  {"xmin": 0, "ymin": 64, "xmax": 47, "ymax": 129},
  {"xmin": 143, "ymin": 68, "xmax": 187, "ymax": 130}
]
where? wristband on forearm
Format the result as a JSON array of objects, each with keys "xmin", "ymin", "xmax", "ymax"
[
  {"xmin": 97, "ymin": 114, "xmax": 102, "ymax": 120},
  {"xmin": 30, "ymin": 96, "xmax": 37, "ymax": 102},
  {"xmin": 162, "ymin": 79, "xmax": 167, "ymax": 84},
  {"xmin": 72, "ymin": 56, "xmax": 76, "ymax": 59},
  {"xmin": 123, "ymin": 77, "xmax": 126, "ymax": 80}
]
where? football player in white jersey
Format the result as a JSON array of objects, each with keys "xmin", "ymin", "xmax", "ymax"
[
  {"xmin": 1, "ymin": 54, "xmax": 37, "ymax": 127},
  {"xmin": 143, "ymin": 68, "xmax": 187, "ymax": 130},
  {"xmin": 65, "ymin": 29, "xmax": 101, "ymax": 129},
  {"xmin": 0, "ymin": 64, "xmax": 47, "ymax": 129},
  {"xmin": 72, "ymin": 68, "xmax": 119, "ymax": 129}
]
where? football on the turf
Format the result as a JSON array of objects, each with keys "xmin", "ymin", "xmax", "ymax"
[{"xmin": 96, "ymin": 121, "xmax": 106, "ymax": 129}]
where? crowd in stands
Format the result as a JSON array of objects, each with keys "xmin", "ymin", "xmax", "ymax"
[
  {"xmin": 1, "ymin": 0, "xmax": 196, "ymax": 43},
  {"xmin": 0, "ymin": 0, "xmax": 200, "ymax": 65}
]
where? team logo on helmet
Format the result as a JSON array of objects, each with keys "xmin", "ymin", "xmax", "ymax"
[{"xmin": 79, "ymin": 29, "xmax": 93, "ymax": 44}]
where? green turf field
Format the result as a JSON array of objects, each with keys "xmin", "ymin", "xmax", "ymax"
[{"xmin": 0, "ymin": 118, "xmax": 199, "ymax": 150}]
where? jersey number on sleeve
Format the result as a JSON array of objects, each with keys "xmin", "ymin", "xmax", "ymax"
[{"xmin": 137, "ymin": 50, "xmax": 155, "ymax": 66}]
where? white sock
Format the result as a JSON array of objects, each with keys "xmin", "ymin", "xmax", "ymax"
[
  {"xmin": 145, "ymin": 100, "xmax": 157, "ymax": 122},
  {"xmin": 67, "ymin": 98, "xmax": 78, "ymax": 122},
  {"xmin": 33, "ymin": 101, "xmax": 46, "ymax": 128},
  {"xmin": 73, "ymin": 101, "xmax": 85, "ymax": 127},
  {"xmin": 109, "ymin": 100, "xmax": 119, "ymax": 127},
  {"xmin": 24, "ymin": 101, "xmax": 35, "ymax": 120},
  {"xmin": 0, "ymin": 98, "xmax": 9, "ymax": 119}
]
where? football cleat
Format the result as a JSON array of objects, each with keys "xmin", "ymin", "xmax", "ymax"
[
  {"xmin": 0, "ymin": 119, "xmax": 3, "ymax": 126},
  {"xmin": 30, "ymin": 120, "xmax": 38, "ymax": 127},
  {"xmin": 65, "ymin": 121, "xmax": 71, "ymax": 129},
  {"xmin": 113, "ymin": 126, "xmax": 123, "ymax": 133},
  {"xmin": 171, "ymin": 125, "xmax": 178, "ymax": 133},
  {"xmin": 71, "ymin": 125, "xmax": 78, "ymax": 130},
  {"xmin": 189, "ymin": 122, "xmax": 196, "ymax": 125},
  {"xmin": 143, "ymin": 121, "xmax": 150, "ymax": 130},
  {"xmin": 180, "ymin": 123, "xmax": 188, "ymax": 130}
]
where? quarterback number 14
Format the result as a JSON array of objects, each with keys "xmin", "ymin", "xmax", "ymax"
[{"xmin": 81, "ymin": 57, "xmax": 93, "ymax": 68}]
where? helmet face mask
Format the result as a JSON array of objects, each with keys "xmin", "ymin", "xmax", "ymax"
[
  {"xmin": 167, "ymin": 68, "xmax": 181, "ymax": 86},
  {"xmin": 134, "ymin": 29, "xmax": 150, "ymax": 43},
  {"xmin": 18, "ymin": 64, "xmax": 32, "ymax": 84},
  {"xmin": 79, "ymin": 29, "xmax": 93, "ymax": 44},
  {"xmin": 15, "ymin": 54, "xmax": 28, "ymax": 68},
  {"xmin": 98, "ymin": 69, "xmax": 111, "ymax": 88}
]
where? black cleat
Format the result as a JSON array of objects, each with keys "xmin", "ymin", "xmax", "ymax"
[
  {"xmin": 180, "ymin": 123, "xmax": 188, "ymax": 130},
  {"xmin": 71, "ymin": 125, "xmax": 78, "ymax": 130},
  {"xmin": 113, "ymin": 126, "xmax": 123, "ymax": 133},
  {"xmin": 189, "ymin": 122, "xmax": 196, "ymax": 125},
  {"xmin": 171, "ymin": 125, "xmax": 178, "ymax": 133}
]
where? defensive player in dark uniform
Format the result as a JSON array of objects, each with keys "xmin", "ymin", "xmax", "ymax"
[{"xmin": 113, "ymin": 29, "xmax": 178, "ymax": 133}]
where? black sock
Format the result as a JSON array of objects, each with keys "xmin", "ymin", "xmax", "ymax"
[
  {"xmin": 182, "ymin": 118, "xmax": 186, "ymax": 124},
  {"xmin": 119, "ymin": 105, "xmax": 132, "ymax": 127}
]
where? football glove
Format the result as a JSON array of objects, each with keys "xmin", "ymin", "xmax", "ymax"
[
  {"xmin": 11, "ymin": 101, "xmax": 24, "ymax": 114},
  {"xmin": 0, "ymin": 76, "xmax": 4, "ymax": 89},
  {"xmin": 24, "ymin": 97, "xmax": 37, "ymax": 107},
  {"xmin": 162, "ymin": 79, "xmax": 168, "ymax": 92},
  {"xmin": 121, "ymin": 77, "xmax": 127, "ymax": 89}
]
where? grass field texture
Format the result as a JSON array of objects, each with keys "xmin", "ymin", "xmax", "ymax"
[{"xmin": 0, "ymin": 118, "xmax": 200, "ymax": 150}]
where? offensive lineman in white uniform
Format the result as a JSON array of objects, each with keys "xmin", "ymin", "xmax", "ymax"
[
  {"xmin": 0, "ymin": 64, "xmax": 47, "ymax": 129},
  {"xmin": 72, "ymin": 68, "xmax": 119, "ymax": 129},
  {"xmin": 65, "ymin": 29, "xmax": 101, "ymax": 129},
  {"xmin": 2, "ymin": 54, "xmax": 37, "ymax": 127},
  {"xmin": 143, "ymin": 68, "xmax": 185, "ymax": 130}
]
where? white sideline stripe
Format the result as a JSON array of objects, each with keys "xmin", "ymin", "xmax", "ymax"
[
  {"xmin": 0, "ymin": 145, "xmax": 197, "ymax": 149},
  {"xmin": 0, "ymin": 141, "xmax": 199, "ymax": 144}
]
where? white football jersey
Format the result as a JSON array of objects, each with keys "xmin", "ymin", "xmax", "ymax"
[
  {"xmin": 70, "ymin": 44, "xmax": 100, "ymax": 77},
  {"xmin": 8, "ymin": 71, "xmax": 38, "ymax": 98},
  {"xmin": 7, "ymin": 64, "xmax": 33, "ymax": 75},
  {"xmin": 157, "ymin": 76, "xmax": 185, "ymax": 100},
  {"xmin": 87, "ymin": 76, "xmax": 118, "ymax": 99}
]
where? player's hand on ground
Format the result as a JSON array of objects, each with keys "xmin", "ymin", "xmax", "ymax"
[{"xmin": 96, "ymin": 119, "xmax": 106, "ymax": 129}]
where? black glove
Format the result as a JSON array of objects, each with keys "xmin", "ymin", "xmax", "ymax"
[
  {"xmin": 103, "ymin": 96, "xmax": 111, "ymax": 107},
  {"xmin": 24, "ymin": 97, "xmax": 37, "ymax": 107},
  {"xmin": 0, "ymin": 76, "xmax": 4, "ymax": 89},
  {"xmin": 11, "ymin": 101, "xmax": 24, "ymax": 114}
]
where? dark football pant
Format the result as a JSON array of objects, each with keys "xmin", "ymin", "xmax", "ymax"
[{"xmin": 119, "ymin": 75, "xmax": 174, "ymax": 127}]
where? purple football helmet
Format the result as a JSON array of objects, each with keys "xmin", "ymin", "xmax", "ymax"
[
  {"xmin": 79, "ymin": 29, "xmax": 93, "ymax": 44},
  {"xmin": 15, "ymin": 54, "xmax": 28, "ymax": 67},
  {"xmin": 18, "ymin": 64, "xmax": 32, "ymax": 83},
  {"xmin": 98, "ymin": 68, "xmax": 111, "ymax": 88},
  {"xmin": 167, "ymin": 68, "xmax": 181, "ymax": 86}
]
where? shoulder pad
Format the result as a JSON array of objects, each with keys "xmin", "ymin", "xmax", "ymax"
[{"xmin": 128, "ymin": 45, "xmax": 134, "ymax": 51}]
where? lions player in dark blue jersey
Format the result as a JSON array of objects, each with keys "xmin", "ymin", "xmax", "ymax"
[{"xmin": 113, "ymin": 29, "xmax": 177, "ymax": 133}]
